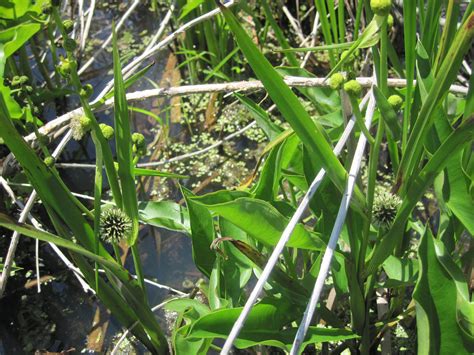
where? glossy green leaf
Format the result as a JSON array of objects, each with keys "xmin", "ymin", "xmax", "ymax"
[
  {"xmin": 193, "ymin": 196, "xmax": 326, "ymax": 251},
  {"xmin": 413, "ymin": 228, "xmax": 474, "ymax": 353},
  {"xmin": 0, "ymin": 22, "xmax": 40, "ymax": 58},
  {"xmin": 188, "ymin": 297, "xmax": 357, "ymax": 352},
  {"xmin": 182, "ymin": 188, "xmax": 216, "ymax": 277},
  {"xmin": 0, "ymin": 0, "xmax": 47, "ymax": 19},
  {"xmin": 138, "ymin": 200, "xmax": 190, "ymax": 233},
  {"xmin": 382, "ymin": 255, "xmax": 418, "ymax": 287}
]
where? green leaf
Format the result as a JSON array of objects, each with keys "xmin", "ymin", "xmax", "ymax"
[
  {"xmin": 0, "ymin": 0, "xmax": 47, "ymax": 19},
  {"xmin": 182, "ymin": 188, "xmax": 216, "ymax": 277},
  {"xmin": 218, "ymin": 3, "xmax": 366, "ymax": 213},
  {"xmin": 179, "ymin": 0, "xmax": 206, "ymax": 20},
  {"xmin": 138, "ymin": 200, "xmax": 190, "ymax": 233},
  {"xmin": 413, "ymin": 228, "xmax": 474, "ymax": 353},
  {"xmin": 192, "ymin": 196, "xmax": 326, "ymax": 251},
  {"xmin": 382, "ymin": 255, "xmax": 418, "ymax": 287},
  {"xmin": 0, "ymin": 22, "xmax": 41, "ymax": 59},
  {"xmin": 133, "ymin": 167, "xmax": 187, "ymax": 179},
  {"xmin": 112, "ymin": 24, "xmax": 139, "ymax": 245},
  {"xmin": 188, "ymin": 297, "xmax": 357, "ymax": 353}
]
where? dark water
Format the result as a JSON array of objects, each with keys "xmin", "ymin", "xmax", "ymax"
[{"xmin": 0, "ymin": 3, "xmax": 202, "ymax": 353}]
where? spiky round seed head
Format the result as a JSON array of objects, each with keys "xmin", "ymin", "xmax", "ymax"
[
  {"xmin": 79, "ymin": 84, "xmax": 93, "ymax": 99},
  {"xmin": 99, "ymin": 208, "xmax": 131, "ymax": 244},
  {"xmin": 62, "ymin": 19, "xmax": 74, "ymax": 33},
  {"xmin": 372, "ymin": 189, "xmax": 402, "ymax": 229},
  {"xmin": 44, "ymin": 156, "xmax": 55, "ymax": 167},
  {"xmin": 329, "ymin": 73, "xmax": 345, "ymax": 90},
  {"xmin": 99, "ymin": 123, "xmax": 114, "ymax": 140},
  {"xmin": 388, "ymin": 94, "xmax": 403, "ymax": 111},
  {"xmin": 63, "ymin": 38, "xmax": 77, "ymax": 52},
  {"xmin": 343, "ymin": 80, "xmax": 362, "ymax": 97},
  {"xmin": 370, "ymin": 0, "xmax": 392, "ymax": 16},
  {"xmin": 387, "ymin": 14, "xmax": 394, "ymax": 27}
]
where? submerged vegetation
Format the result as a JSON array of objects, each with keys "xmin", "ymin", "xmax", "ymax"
[{"xmin": 0, "ymin": 0, "xmax": 473, "ymax": 353}]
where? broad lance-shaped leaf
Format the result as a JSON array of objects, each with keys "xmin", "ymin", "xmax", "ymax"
[
  {"xmin": 218, "ymin": 3, "xmax": 366, "ymax": 213},
  {"xmin": 138, "ymin": 200, "xmax": 190, "ymax": 234},
  {"xmin": 182, "ymin": 188, "xmax": 216, "ymax": 278},
  {"xmin": 191, "ymin": 196, "xmax": 326, "ymax": 251},
  {"xmin": 365, "ymin": 116, "xmax": 474, "ymax": 277},
  {"xmin": 187, "ymin": 297, "xmax": 357, "ymax": 353},
  {"xmin": 112, "ymin": 24, "xmax": 139, "ymax": 245},
  {"xmin": 413, "ymin": 228, "xmax": 474, "ymax": 353},
  {"xmin": 216, "ymin": 238, "xmax": 309, "ymax": 302}
]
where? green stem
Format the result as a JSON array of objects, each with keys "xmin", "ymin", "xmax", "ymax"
[
  {"xmin": 131, "ymin": 244, "xmax": 147, "ymax": 296},
  {"xmin": 92, "ymin": 131, "xmax": 103, "ymax": 291},
  {"xmin": 379, "ymin": 20, "xmax": 388, "ymax": 96},
  {"xmin": 112, "ymin": 243, "xmax": 122, "ymax": 264},
  {"xmin": 348, "ymin": 95, "xmax": 375, "ymax": 145}
]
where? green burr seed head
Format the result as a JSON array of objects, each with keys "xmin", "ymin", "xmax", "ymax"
[
  {"xmin": 99, "ymin": 123, "xmax": 114, "ymax": 140},
  {"xmin": 343, "ymin": 80, "xmax": 362, "ymax": 97},
  {"xmin": 387, "ymin": 94, "xmax": 403, "ymax": 111},
  {"xmin": 132, "ymin": 132, "xmax": 145, "ymax": 147},
  {"xmin": 99, "ymin": 207, "xmax": 132, "ymax": 244},
  {"xmin": 329, "ymin": 73, "xmax": 345, "ymax": 90},
  {"xmin": 370, "ymin": 0, "xmax": 392, "ymax": 16},
  {"xmin": 63, "ymin": 38, "xmax": 77, "ymax": 52},
  {"xmin": 62, "ymin": 19, "xmax": 74, "ymax": 34}
]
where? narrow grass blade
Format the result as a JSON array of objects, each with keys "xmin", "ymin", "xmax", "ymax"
[{"xmin": 112, "ymin": 24, "xmax": 139, "ymax": 245}]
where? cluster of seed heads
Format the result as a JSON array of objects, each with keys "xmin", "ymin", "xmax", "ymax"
[
  {"xmin": 372, "ymin": 187, "xmax": 402, "ymax": 229},
  {"xmin": 99, "ymin": 208, "xmax": 131, "ymax": 244}
]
